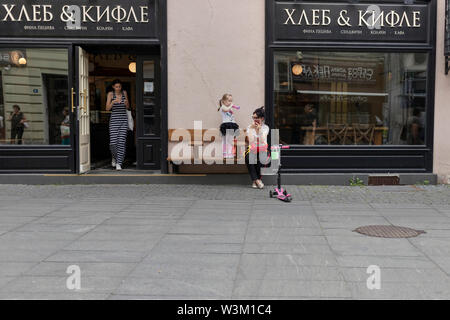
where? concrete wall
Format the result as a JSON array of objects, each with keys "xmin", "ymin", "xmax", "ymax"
[
  {"xmin": 434, "ymin": 0, "xmax": 450, "ymax": 184},
  {"xmin": 167, "ymin": 0, "xmax": 265, "ymax": 131}
]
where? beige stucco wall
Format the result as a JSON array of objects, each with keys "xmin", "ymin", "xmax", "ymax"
[
  {"xmin": 167, "ymin": 0, "xmax": 265, "ymax": 131},
  {"xmin": 434, "ymin": 0, "xmax": 450, "ymax": 184}
]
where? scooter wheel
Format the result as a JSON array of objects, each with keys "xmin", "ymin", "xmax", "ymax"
[{"xmin": 269, "ymin": 190, "xmax": 273, "ymax": 198}]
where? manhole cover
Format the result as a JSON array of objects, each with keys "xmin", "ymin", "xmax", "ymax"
[{"xmin": 353, "ymin": 225, "xmax": 426, "ymax": 238}]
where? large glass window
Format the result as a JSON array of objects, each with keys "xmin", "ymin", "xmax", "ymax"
[
  {"xmin": 274, "ymin": 51, "xmax": 428, "ymax": 146},
  {"xmin": 0, "ymin": 48, "xmax": 69, "ymax": 145}
]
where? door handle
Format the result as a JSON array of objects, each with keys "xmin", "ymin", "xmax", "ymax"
[
  {"xmin": 71, "ymin": 88, "xmax": 76, "ymax": 113},
  {"xmin": 79, "ymin": 90, "xmax": 87, "ymax": 114},
  {"xmin": 79, "ymin": 92, "xmax": 85, "ymax": 113},
  {"xmin": 83, "ymin": 89, "xmax": 88, "ymax": 114}
]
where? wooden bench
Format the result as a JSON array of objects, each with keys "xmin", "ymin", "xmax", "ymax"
[{"xmin": 167, "ymin": 129, "xmax": 249, "ymax": 174}]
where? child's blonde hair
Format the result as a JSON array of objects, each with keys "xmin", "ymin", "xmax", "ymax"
[{"xmin": 218, "ymin": 93, "xmax": 232, "ymax": 111}]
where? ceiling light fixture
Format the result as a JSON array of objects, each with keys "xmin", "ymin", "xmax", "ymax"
[
  {"xmin": 292, "ymin": 64, "xmax": 303, "ymax": 76},
  {"xmin": 129, "ymin": 62, "xmax": 136, "ymax": 73}
]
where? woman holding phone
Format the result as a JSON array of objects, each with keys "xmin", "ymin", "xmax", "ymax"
[
  {"xmin": 246, "ymin": 107, "xmax": 270, "ymax": 189},
  {"xmin": 106, "ymin": 79, "xmax": 130, "ymax": 171}
]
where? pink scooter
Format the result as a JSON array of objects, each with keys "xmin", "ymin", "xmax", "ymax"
[{"xmin": 269, "ymin": 145, "xmax": 292, "ymax": 203}]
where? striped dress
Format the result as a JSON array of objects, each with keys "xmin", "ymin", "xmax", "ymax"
[{"xmin": 109, "ymin": 92, "xmax": 128, "ymax": 166}]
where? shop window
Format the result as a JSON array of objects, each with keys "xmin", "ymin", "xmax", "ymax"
[
  {"xmin": 0, "ymin": 71, "xmax": 4, "ymax": 143},
  {"xmin": 0, "ymin": 48, "xmax": 70, "ymax": 145},
  {"xmin": 273, "ymin": 51, "xmax": 428, "ymax": 146},
  {"xmin": 142, "ymin": 60, "xmax": 158, "ymax": 136}
]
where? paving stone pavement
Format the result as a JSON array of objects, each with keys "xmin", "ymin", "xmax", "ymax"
[{"xmin": 0, "ymin": 184, "xmax": 449, "ymax": 299}]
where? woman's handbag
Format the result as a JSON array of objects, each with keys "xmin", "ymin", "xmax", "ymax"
[
  {"xmin": 23, "ymin": 121, "xmax": 30, "ymax": 129},
  {"xmin": 127, "ymin": 110, "xmax": 134, "ymax": 131},
  {"xmin": 60, "ymin": 125, "xmax": 70, "ymax": 137}
]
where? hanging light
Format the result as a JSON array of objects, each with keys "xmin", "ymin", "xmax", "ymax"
[
  {"xmin": 18, "ymin": 57, "xmax": 27, "ymax": 66},
  {"xmin": 129, "ymin": 62, "xmax": 136, "ymax": 73},
  {"xmin": 292, "ymin": 64, "xmax": 303, "ymax": 76}
]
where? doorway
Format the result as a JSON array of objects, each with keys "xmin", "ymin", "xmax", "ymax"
[
  {"xmin": 75, "ymin": 45, "xmax": 162, "ymax": 173},
  {"xmin": 88, "ymin": 52, "xmax": 137, "ymax": 170}
]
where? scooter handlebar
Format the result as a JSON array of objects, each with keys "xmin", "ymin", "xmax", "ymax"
[{"xmin": 271, "ymin": 145, "xmax": 290, "ymax": 150}]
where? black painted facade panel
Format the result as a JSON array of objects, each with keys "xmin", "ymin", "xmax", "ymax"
[
  {"xmin": 282, "ymin": 152, "xmax": 428, "ymax": 171},
  {"xmin": 0, "ymin": 148, "xmax": 73, "ymax": 172}
]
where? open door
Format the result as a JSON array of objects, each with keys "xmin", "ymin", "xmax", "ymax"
[{"xmin": 76, "ymin": 47, "xmax": 91, "ymax": 173}]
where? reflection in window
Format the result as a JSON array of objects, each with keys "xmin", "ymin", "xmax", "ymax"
[
  {"xmin": 274, "ymin": 51, "xmax": 428, "ymax": 146},
  {"xmin": 0, "ymin": 48, "xmax": 69, "ymax": 145}
]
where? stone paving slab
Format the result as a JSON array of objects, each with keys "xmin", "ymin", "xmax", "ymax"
[
  {"xmin": 115, "ymin": 278, "xmax": 234, "ymax": 298},
  {"xmin": 232, "ymin": 280, "xmax": 352, "ymax": 298},
  {"xmin": 0, "ymin": 276, "xmax": 124, "ymax": 294},
  {"xmin": 235, "ymin": 265, "xmax": 344, "ymax": 281},
  {"xmin": 24, "ymin": 262, "xmax": 137, "ymax": 278},
  {"xmin": 240, "ymin": 253, "xmax": 339, "ymax": 268},
  {"xmin": 129, "ymin": 262, "xmax": 238, "ymax": 280},
  {"xmin": 326, "ymin": 237, "xmax": 424, "ymax": 257},
  {"xmin": 44, "ymin": 250, "xmax": 148, "ymax": 263},
  {"xmin": 0, "ymin": 263, "xmax": 36, "ymax": 277},
  {"xmin": 246, "ymin": 227, "xmax": 324, "ymax": 237},
  {"xmin": 346, "ymin": 281, "xmax": 450, "ymax": 299},
  {"xmin": 0, "ymin": 250, "xmax": 56, "ymax": 263},
  {"xmin": 142, "ymin": 253, "xmax": 241, "ymax": 266},
  {"xmin": 335, "ymin": 256, "xmax": 438, "ymax": 269},
  {"xmin": 340, "ymin": 267, "xmax": 448, "ymax": 282},
  {"xmin": 63, "ymin": 240, "xmax": 161, "ymax": 252},
  {"xmin": 0, "ymin": 184, "xmax": 449, "ymax": 299},
  {"xmin": 0, "ymin": 292, "xmax": 110, "ymax": 300},
  {"xmin": 242, "ymin": 243, "xmax": 335, "ymax": 255}
]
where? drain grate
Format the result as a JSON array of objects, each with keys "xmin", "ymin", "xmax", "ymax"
[
  {"xmin": 368, "ymin": 174, "xmax": 400, "ymax": 186},
  {"xmin": 354, "ymin": 225, "xmax": 426, "ymax": 238}
]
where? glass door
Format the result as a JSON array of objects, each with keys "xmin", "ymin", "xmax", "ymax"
[
  {"xmin": 136, "ymin": 56, "xmax": 161, "ymax": 170},
  {"xmin": 76, "ymin": 46, "xmax": 91, "ymax": 173}
]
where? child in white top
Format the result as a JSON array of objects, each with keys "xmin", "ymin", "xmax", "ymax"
[{"xmin": 218, "ymin": 93, "xmax": 240, "ymax": 159}]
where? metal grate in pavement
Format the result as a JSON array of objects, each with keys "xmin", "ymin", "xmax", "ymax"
[{"xmin": 353, "ymin": 225, "xmax": 426, "ymax": 238}]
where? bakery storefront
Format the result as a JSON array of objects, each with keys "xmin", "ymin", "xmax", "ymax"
[
  {"xmin": 0, "ymin": 0, "xmax": 167, "ymax": 173},
  {"xmin": 267, "ymin": 0, "xmax": 436, "ymax": 173}
]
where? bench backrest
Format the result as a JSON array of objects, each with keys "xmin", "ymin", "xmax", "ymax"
[{"xmin": 168, "ymin": 129, "xmax": 248, "ymax": 143}]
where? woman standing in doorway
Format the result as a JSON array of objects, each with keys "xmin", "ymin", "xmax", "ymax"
[{"xmin": 106, "ymin": 79, "xmax": 130, "ymax": 171}]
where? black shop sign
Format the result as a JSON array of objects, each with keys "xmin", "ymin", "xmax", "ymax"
[
  {"xmin": 0, "ymin": 0, "xmax": 157, "ymax": 38},
  {"xmin": 273, "ymin": 2, "xmax": 429, "ymax": 42}
]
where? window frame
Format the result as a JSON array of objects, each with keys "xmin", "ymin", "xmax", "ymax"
[
  {"xmin": 271, "ymin": 48, "xmax": 431, "ymax": 148},
  {"xmin": 0, "ymin": 44, "xmax": 74, "ymax": 149}
]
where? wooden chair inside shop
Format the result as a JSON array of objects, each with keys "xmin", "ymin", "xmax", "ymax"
[
  {"xmin": 352, "ymin": 123, "xmax": 375, "ymax": 145},
  {"xmin": 327, "ymin": 123, "xmax": 349, "ymax": 145}
]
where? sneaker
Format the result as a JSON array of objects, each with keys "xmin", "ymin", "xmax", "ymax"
[
  {"xmin": 116, "ymin": 164, "xmax": 122, "ymax": 171},
  {"xmin": 112, "ymin": 158, "xmax": 116, "ymax": 167},
  {"xmin": 252, "ymin": 182, "xmax": 258, "ymax": 189},
  {"xmin": 256, "ymin": 180, "xmax": 264, "ymax": 189}
]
